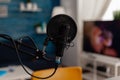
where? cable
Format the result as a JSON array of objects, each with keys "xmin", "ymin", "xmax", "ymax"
[
  {"xmin": 0, "ymin": 34, "xmax": 59, "ymax": 79},
  {"xmin": 17, "ymin": 35, "xmax": 40, "ymax": 59},
  {"xmin": 18, "ymin": 36, "xmax": 54, "ymax": 61},
  {"xmin": 18, "ymin": 36, "xmax": 38, "ymax": 49}
]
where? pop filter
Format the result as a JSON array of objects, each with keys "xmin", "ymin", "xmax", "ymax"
[
  {"xmin": 47, "ymin": 14, "xmax": 77, "ymax": 43},
  {"xmin": 47, "ymin": 14, "xmax": 77, "ymax": 57}
]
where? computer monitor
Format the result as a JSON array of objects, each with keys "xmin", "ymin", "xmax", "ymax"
[{"xmin": 83, "ymin": 20, "xmax": 120, "ymax": 58}]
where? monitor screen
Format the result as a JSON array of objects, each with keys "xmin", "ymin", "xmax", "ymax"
[{"xmin": 83, "ymin": 20, "xmax": 120, "ymax": 58}]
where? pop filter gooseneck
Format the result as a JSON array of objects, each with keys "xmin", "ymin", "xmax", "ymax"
[{"xmin": 46, "ymin": 14, "xmax": 77, "ymax": 62}]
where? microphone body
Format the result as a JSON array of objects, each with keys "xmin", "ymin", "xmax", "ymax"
[
  {"xmin": 47, "ymin": 14, "xmax": 77, "ymax": 58},
  {"xmin": 54, "ymin": 25, "xmax": 70, "ymax": 57}
]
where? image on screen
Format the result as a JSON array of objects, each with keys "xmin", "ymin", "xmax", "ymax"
[{"xmin": 83, "ymin": 20, "xmax": 120, "ymax": 58}]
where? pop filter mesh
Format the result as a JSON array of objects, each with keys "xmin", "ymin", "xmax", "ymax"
[{"xmin": 47, "ymin": 14, "xmax": 77, "ymax": 43}]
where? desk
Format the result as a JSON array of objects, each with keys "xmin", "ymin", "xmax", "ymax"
[{"xmin": 0, "ymin": 65, "xmax": 33, "ymax": 80}]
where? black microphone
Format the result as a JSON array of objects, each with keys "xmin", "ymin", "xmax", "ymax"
[
  {"xmin": 54, "ymin": 24, "xmax": 70, "ymax": 57},
  {"xmin": 47, "ymin": 14, "xmax": 77, "ymax": 63},
  {"xmin": 0, "ymin": 14, "xmax": 77, "ymax": 79}
]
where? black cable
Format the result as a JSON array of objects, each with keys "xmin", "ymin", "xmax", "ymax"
[
  {"xmin": 18, "ymin": 36, "xmax": 38, "ymax": 49},
  {"xmin": 18, "ymin": 36, "xmax": 54, "ymax": 61},
  {"xmin": 0, "ymin": 34, "xmax": 37, "ymax": 51},
  {"xmin": 17, "ymin": 36, "xmax": 40, "ymax": 59},
  {"xmin": 0, "ymin": 42, "xmax": 36, "ymax": 57},
  {"xmin": 0, "ymin": 34, "xmax": 37, "ymax": 57},
  {"xmin": 0, "ymin": 34, "xmax": 59, "ymax": 79}
]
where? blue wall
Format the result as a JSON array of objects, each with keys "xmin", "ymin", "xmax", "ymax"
[{"xmin": 0, "ymin": 0, "xmax": 60, "ymax": 54}]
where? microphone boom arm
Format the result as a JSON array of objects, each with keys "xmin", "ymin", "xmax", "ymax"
[{"xmin": 0, "ymin": 34, "xmax": 51, "ymax": 61}]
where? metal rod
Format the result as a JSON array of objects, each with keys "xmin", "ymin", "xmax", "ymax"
[{"xmin": 0, "ymin": 41, "xmax": 36, "ymax": 57}]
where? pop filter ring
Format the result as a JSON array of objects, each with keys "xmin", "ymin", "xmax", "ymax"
[{"xmin": 47, "ymin": 14, "xmax": 77, "ymax": 43}]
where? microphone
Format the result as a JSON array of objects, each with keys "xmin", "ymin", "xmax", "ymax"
[
  {"xmin": 47, "ymin": 14, "xmax": 77, "ymax": 63},
  {"xmin": 0, "ymin": 14, "xmax": 77, "ymax": 79},
  {"xmin": 53, "ymin": 24, "xmax": 70, "ymax": 57}
]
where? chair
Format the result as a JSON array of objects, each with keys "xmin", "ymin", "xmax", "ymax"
[{"xmin": 31, "ymin": 66, "xmax": 82, "ymax": 80}]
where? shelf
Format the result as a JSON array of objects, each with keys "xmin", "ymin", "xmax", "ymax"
[
  {"xmin": 84, "ymin": 66, "xmax": 112, "ymax": 77},
  {"xmin": 81, "ymin": 53, "xmax": 120, "ymax": 80},
  {"xmin": 83, "ymin": 71, "xmax": 108, "ymax": 80},
  {"xmin": 20, "ymin": 9, "xmax": 41, "ymax": 12},
  {"xmin": 20, "ymin": 2, "xmax": 42, "ymax": 12},
  {"xmin": 37, "ymin": 32, "xmax": 46, "ymax": 34},
  {"xmin": 105, "ymin": 76, "xmax": 120, "ymax": 80}
]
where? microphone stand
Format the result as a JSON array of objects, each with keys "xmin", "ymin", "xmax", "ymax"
[
  {"xmin": 0, "ymin": 34, "xmax": 59, "ymax": 79},
  {"xmin": 0, "ymin": 14, "xmax": 77, "ymax": 79},
  {"xmin": 0, "ymin": 35, "xmax": 52, "ymax": 61}
]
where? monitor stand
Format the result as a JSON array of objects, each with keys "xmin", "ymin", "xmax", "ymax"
[{"xmin": 81, "ymin": 52, "xmax": 120, "ymax": 80}]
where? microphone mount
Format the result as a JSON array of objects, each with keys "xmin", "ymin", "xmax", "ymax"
[
  {"xmin": 0, "ymin": 14, "xmax": 77, "ymax": 79},
  {"xmin": 0, "ymin": 34, "xmax": 51, "ymax": 61},
  {"xmin": 47, "ymin": 14, "xmax": 77, "ymax": 58}
]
